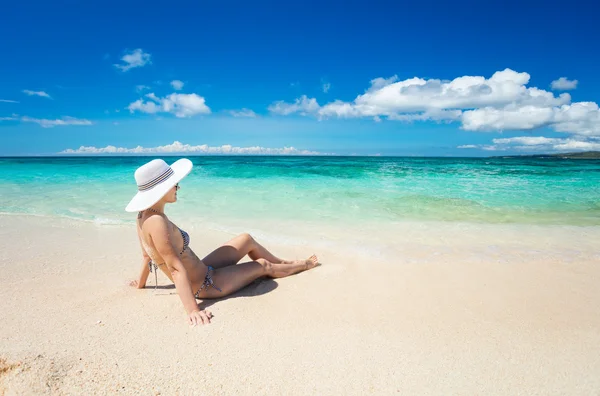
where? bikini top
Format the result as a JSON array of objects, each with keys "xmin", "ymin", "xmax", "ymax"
[
  {"xmin": 179, "ymin": 227, "xmax": 190, "ymax": 254},
  {"xmin": 138, "ymin": 211, "xmax": 191, "ymax": 290},
  {"xmin": 138, "ymin": 210, "xmax": 190, "ymax": 264}
]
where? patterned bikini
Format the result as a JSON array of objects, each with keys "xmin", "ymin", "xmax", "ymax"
[{"xmin": 138, "ymin": 210, "xmax": 222, "ymax": 296}]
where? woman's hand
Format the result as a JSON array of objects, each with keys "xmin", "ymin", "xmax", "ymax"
[
  {"xmin": 188, "ymin": 309, "xmax": 213, "ymax": 326},
  {"xmin": 128, "ymin": 279, "xmax": 144, "ymax": 289}
]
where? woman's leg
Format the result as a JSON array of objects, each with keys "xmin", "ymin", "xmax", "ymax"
[
  {"xmin": 202, "ymin": 233, "xmax": 287, "ymax": 269},
  {"xmin": 195, "ymin": 258, "xmax": 318, "ymax": 299}
]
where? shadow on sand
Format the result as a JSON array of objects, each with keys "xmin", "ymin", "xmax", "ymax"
[
  {"xmin": 198, "ymin": 278, "xmax": 279, "ymax": 310},
  {"xmin": 146, "ymin": 278, "xmax": 279, "ymax": 310}
]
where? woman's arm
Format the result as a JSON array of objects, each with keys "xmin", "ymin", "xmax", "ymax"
[
  {"xmin": 133, "ymin": 256, "xmax": 151, "ymax": 289},
  {"xmin": 146, "ymin": 216, "xmax": 211, "ymax": 325},
  {"xmin": 131, "ymin": 229, "xmax": 152, "ymax": 289}
]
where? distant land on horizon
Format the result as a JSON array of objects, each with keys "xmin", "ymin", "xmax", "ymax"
[{"xmin": 493, "ymin": 151, "xmax": 600, "ymax": 159}]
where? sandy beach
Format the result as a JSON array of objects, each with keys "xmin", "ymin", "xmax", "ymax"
[
  {"xmin": 3, "ymin": 0, "xmax": 600, "ymax": 393},
  {"xmin": 1, "ymin": 214, "xmax": 600, "ymax": 395}
]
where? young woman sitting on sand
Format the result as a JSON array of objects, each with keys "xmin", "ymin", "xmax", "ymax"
[{"xmin": 126, "ymin": 158, "xmax": 319, "ymax": 326}]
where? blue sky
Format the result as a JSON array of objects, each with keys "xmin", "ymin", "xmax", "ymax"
[{"xmin": 1, "ymin": 0, "xmax": 599, "ymax": 156}]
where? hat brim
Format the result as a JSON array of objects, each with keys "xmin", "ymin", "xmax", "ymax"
[{"xmin": 125, "ymin": 158, "xmax": 193, "ymax": 212}]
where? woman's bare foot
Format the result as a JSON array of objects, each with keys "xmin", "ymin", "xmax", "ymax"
[
  {"xmin": 305, "ymin": 254, "xmax": 319, "ymax": 269},
  {"xmin": 282, "ymin": 254, "xmax": 319, "ymax": 269}
]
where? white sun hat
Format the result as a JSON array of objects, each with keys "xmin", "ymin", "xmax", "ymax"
[{"xmin": 125, "ymin": 158, "xmax": 193, "ymax": 212}]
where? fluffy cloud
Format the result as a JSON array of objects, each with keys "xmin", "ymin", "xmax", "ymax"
[
  {"xmin": 369, "ymin": 75, "xmax": 399, "ymax": 91},
  {"xmin": 461, "ymin": 106, "xmax": 555, "ymax": 131},
  {"xmin": 268, "ymin": 69, "xmax": 600, "ymax": 137},
  {"xmin": 552, "ymin": 140, "xmax": 600, "ymax": 151},
  {"xmin": 23, "ymin": 90, "xmax": 52, "ymax": 99},
  {"xmin": 273, "ymin": 69, "xmax": 569, "ymax": 117},
  {"xmin": 551, "ymin": 77, "xmax": 578, "ymax": 91},
  {"xmin": 462, "ymin": 102, "xmax": 600, "ymax": 136},
  {"xmin": 135, "ymin": 85, "xmax": 150, "ymax": 93},
  {"xmin": 128, "ymin": 92, "xmax": 210, "ymax": 118},
  {"xmin": 60, "ymin": 140, "xmax": 324, "ymax": 155},
  {"xmin": 268, "ymin": 95, "xmax": 320, "ymax": 116},
  {"xmin": 493, "ymin": 136, "xmax": 562, "ymax": 145},
  {"xmin": 170, "ymin": 80, "xmax": 184, "ymax": 90},
  {"xmin": 21, "ymin": 116, "xmax": 93, "ymax": 128},
  {"xmin": 388, "ymin": 109, "xmax": 462, "ymax": 122},
  {"xmin": 0, "ymin": 99, "xmax": 19, "ymax": 103},
  {"xmin": 458, "ymin": 136, "xmax": 600, "ymax": 152},
  {"xmin": 457, "ymin": 144, "xmax": 500, "ymax": 151},
  {"xmin": 229, "ymin": 108, "xmax": 257, "ymax": 117},
  {"xmin": 114, "ymin": 49, "xmax": 151, "ymax": 72},
  {"xmin": 0, "ymin": 114, "xmax": 92, "ymax": 127}
]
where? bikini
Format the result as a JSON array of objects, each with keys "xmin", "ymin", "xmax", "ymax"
[{"xmin": 138, "ymin": 210, "xmax": 222, "ymax": 296}]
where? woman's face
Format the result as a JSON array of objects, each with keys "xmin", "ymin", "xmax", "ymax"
[{"xmin": 163, "ymin": 183, "xmax": 180, "ymax": 203}]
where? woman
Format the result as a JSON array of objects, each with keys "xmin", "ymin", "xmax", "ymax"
[{"xmin": 126, "ymin": 158, "xmax": 319, "ymax": 326}]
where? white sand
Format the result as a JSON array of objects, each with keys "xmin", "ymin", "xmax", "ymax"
[{"xmin": 1, "ymin": 214, "xmax": 599, "ymax": 395}]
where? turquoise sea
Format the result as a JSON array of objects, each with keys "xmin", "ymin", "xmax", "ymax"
[{"xmin": 1, "ymin": 156, "xmax": 599, "ymax": 230}]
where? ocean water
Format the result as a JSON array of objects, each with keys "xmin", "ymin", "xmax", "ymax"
[
  {"xmin": 2, "ymin": 156, "xmax": 599, "ymax": 223},
  {"xmin": 1, "ymin": 156, "xmax": 599, "ymax": 258}
]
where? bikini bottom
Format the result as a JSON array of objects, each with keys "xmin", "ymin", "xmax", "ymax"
[{"xmin": 194, "ymin": 265, "xmax": 222, "ymax": 298}]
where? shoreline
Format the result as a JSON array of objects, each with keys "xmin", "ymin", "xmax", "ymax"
[
  {"xmin": 1, "ymin": 211, "xmax": 598, "ymax": 264},
  {"xmin": 1, "ymin": 214, "xmax": 600, "ymax": 394}
]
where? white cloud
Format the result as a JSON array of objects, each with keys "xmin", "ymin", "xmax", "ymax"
[
  {"xmin": 481, "ymin": 145, "xmax": 503, "ymax": 151},
  {"xmin": 128, "ymin": 92, "xmax": 210, "ymax": 118},
  {"xmin": 268, "ymin": 95, "xmax": 320, "ymax": 116},
  {"xmin": 457, "ymin": 144, "xmax": 502, "ymax": 151},
  {"xmin": 462, "ymin": 102, "xmax": 600, "ymax": 136},
  {"xmin": 550, "ymin": 102, "xmax": 600, "ymax": 136},
  {"xmin": 0, "ymin": 113, "xmax": 19, "ymax": 121},
  {"xmin": 127, "ymin": 98, "xmax": 160, "ymax": 114},
  {"xmin": 461, "ymin": 105, "xmax": 555, "ymax": 131},
  {"xmin": 229, "ymin": 108, "xmax": 257, "ymax": 117},
  {"xmin": 322, "ymin": 82, "xmax": 331, "ymax": 93},
  {"xmin": 368, "ymin": 75, "xmax": 399, "ymax": 91},
  {"xmin": 269, "ymin": 68, "xmax": 600, "ymax": 137},
  {"xmin": 458, "ymin": 136, "xmax": 600, "ymax": 152},
  {"xmin": 21, "ymin": 116, "xmax": 93, "ymax": 128},
  {"xmin": 145, "ymin": 92, "xmax": 159, "ymax": 101},
  {"xmin": 389, "ymin": 109, "xmax": 462, "ymax": 122},
  {"xmin": 331, "ymin": 69, "xmax": 566, "ymax": 116},
  {"xmin": 492, "ymin": 136, "xmax": 562, "ymax": 145},
  {"xmin": 135, "ymin": 85, "xmax": 150, "ymax": 93},
  {"xmin": 314, "ymin": 99, "xmax": 359, "ymax": 118},
  {"xmin": 170, "ymin": 80, "xmax": 184, "ymax": 90},
  {"xmin": 23, "ymin": 90, "xmax": 52, "ymax": 99},
  {"xmin": 553, "ymin": 140, "xmax": 600, "ymax": 151},
  {"xmin": 0, "ymin": 99, "xmax": 19, "ymax": 103},
  {"xmin": 1, "ymin": 113, "xmax": 93, "ymax": 128},
  {"xmin": 551, "ymin": 77, "xmax": 578, "ymax": 91},
  {"xmin": 60, "ymin": 140, "xmax": 325, "ymax": 155},
  {"xmin": 114, "ymin": 49, "xmax": 151, "ymax": 72}
]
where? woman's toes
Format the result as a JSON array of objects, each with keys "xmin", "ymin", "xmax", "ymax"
[{"xmin": 306, "ymin": 254, "xmax": 319, "ymax": 269}]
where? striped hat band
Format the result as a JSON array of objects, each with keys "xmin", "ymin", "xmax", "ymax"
[{"xmin": 137, "ymin": 167, "xmax": 174, "ymax": 191}]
